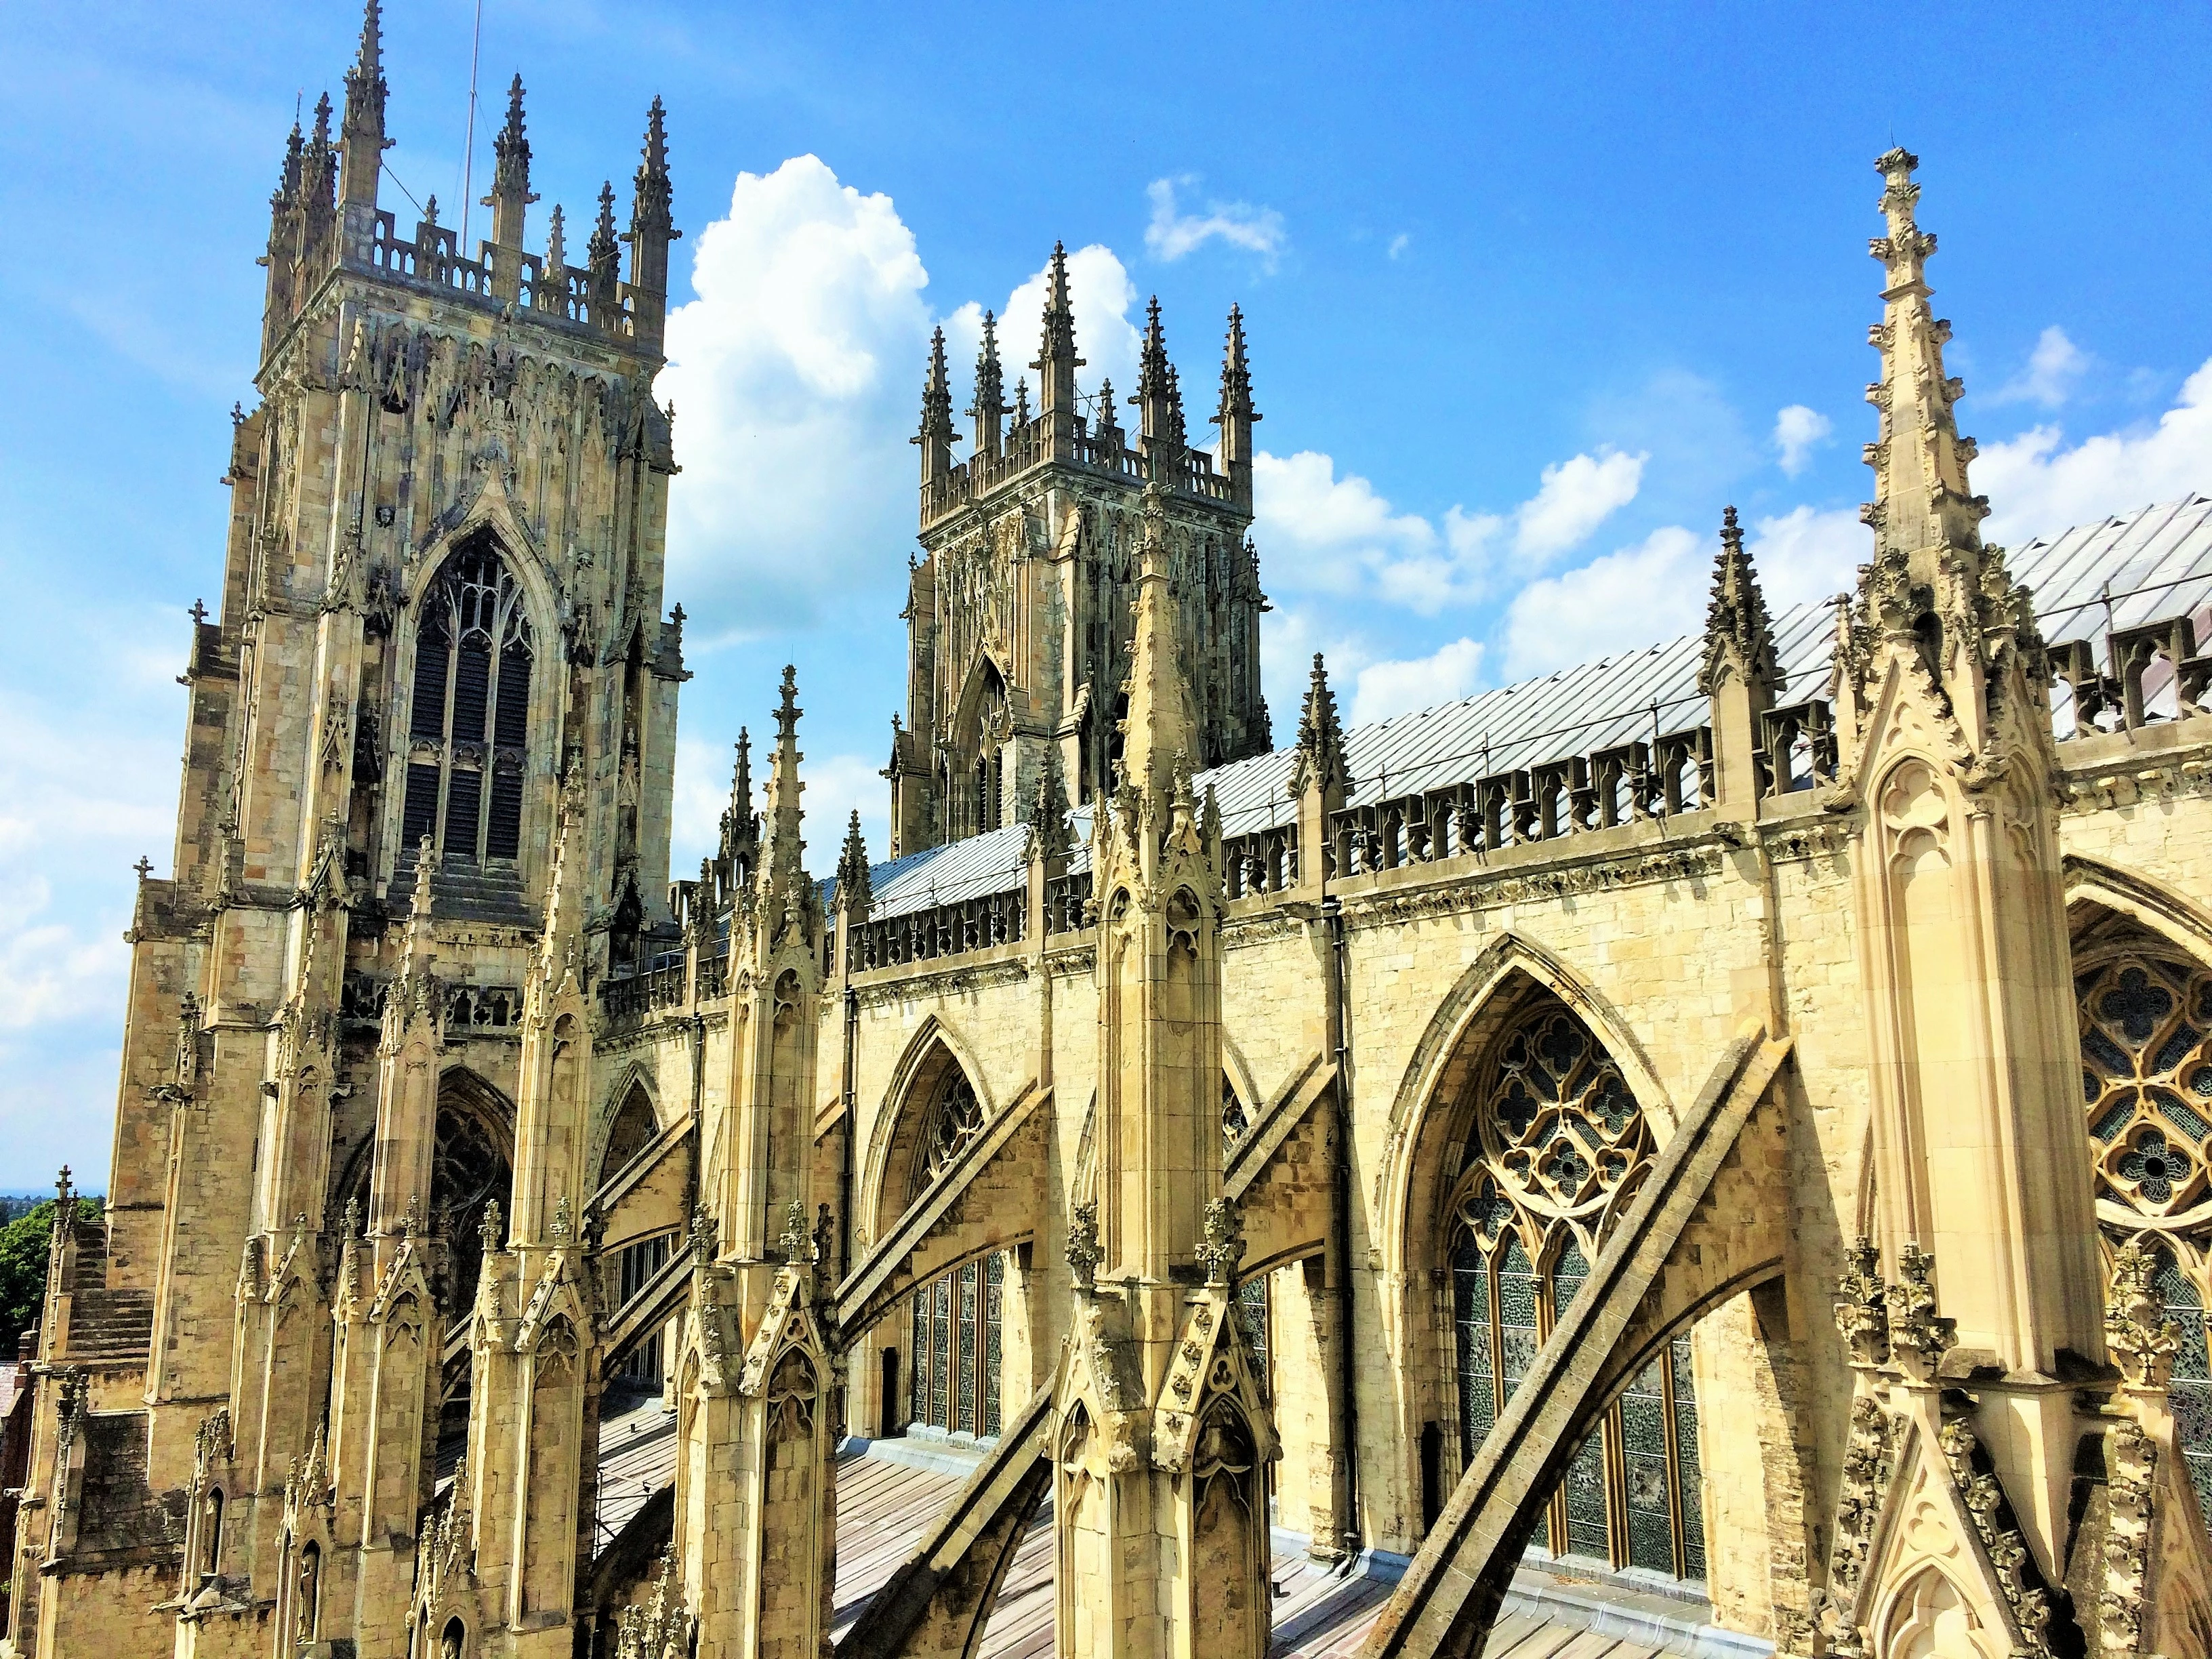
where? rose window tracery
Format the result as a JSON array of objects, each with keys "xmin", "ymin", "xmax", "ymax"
[{"xmin": 912, "ymin": 1071, "xmax": 987, "ymax": 1196}]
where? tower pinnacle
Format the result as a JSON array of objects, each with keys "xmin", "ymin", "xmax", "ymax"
[
  {"xmin": 916, "ymin": 327, "xmax": 955, "ymax": 488},
  {"xmin": 1698, "ymin": 506, "xmax": 1777, "ymax": 697},
  {"xmin": 1117, "ymin": 486, "xmax": 1202, "ymax": 801},
  {"xmin": 968, "ymin": 310, "xmax": 1006, "ymax": 457},
  {"xmin": 1033, "ymin": 241, "xmax": 1083, "ymax": 451},
  {"xmin": 337, "ymin": 0, "xmax": 389, "ymax": 208},
  {"xmin": 625, "ymin": 98, "xmax": 680, "ymax": 353},
  {"xmin": 485, "ymin": 75, "xmax": 538, "ymax": 291}
]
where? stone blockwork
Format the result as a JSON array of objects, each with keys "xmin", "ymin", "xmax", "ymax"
[{"xmin": 15, "ymin": 35, "xmax": 2212, "ymax": 1659}]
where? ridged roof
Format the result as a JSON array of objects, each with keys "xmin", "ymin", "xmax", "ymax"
[{"xmin": 851, "ymin": 497, "xmax": 2212, "ymax": 922}]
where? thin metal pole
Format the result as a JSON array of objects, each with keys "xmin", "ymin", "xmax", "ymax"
[{"xmin": 458, "ymin": 0, "xmax": 485, "ymax": 251}]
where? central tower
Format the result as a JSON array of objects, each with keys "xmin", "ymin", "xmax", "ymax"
[{"xmin": 886, "ymin": 250, "xmax": 1271, "ymax": 854}]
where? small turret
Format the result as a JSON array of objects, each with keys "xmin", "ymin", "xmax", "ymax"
[
  {"xmin": 1117, "ymin": 487, "xmax": 1202, "ymax": 804},
  {"xmin": 1288, "ymin": 653, "xmax": 1349, "ymax": 811},
  {"xmin": 718, "ymin": 729, "xmax": 758, "ymax": 896},
  {"xmin": 484, "ymin": 75, "xmax": 538, "ymax": 299},
  {"xmin": 261, "ymin": 120, "xmax": 306, "ymax": 354},
  {"xmin": 1698, "ymin": 508, "xmax": 1778, "ymax": 698},
  {"xmin": 751, "ymin": 668, "xmax": 817, "ymax": 952},
  {"xmin": 968, "ymin": 310, "xmax": 1006, "ymax": 458},
  {"xmin": 1134, "ymin": 297, "xmax": 1172, "ymax": 445},
  {"xmin": 1091, "ymin": 376, "xmax": 1124, "ymax": 453},
  {"xmin": 1033, "ymin": 242, "xmax": 1083, "ymax": 461},
  {"xmin": 624, "ymin": 97, "xmax": 680, "ymax": 354},
  {"xmin": 337, "ymin": 0, "xmax": 388, "ymax": 210},
  {"xmin": 299, "ymin": 94, "xmax": 337, "ymax": 273},
  {"xmin": 915, "ymin": 327, "xmax": 956, "ymax": 489},
  {"xmin": 1214, "ymin": 306, "xmax": 1260, "ymax": 512}
]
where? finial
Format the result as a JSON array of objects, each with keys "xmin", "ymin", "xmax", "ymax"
[
  {"xmin": 339, "ymin": 0, "xmax": 390, "ymax": 209},
  {"xmin": 1698, "ymin": 504, "xmax": 1778, "ymax": 697},
  {"xmin": 188, "ymin": 597, "xmax": 209, "ymax": 626},
  {"xmin": 1289, "ymin": 653, "xmax": 1349, "ymax": 804},
  {"xmin": 628, "ymin": 96, "xmax": 676, "ymax": 243},
  {"xmin": 1196, "ymin": 1195, "xmax": 1247, "ymax": 1288},
  {"xmin": 1065, "ymin": 1201, "xmax": 1101, "ymax": 1293},
  {"xmin": 1216, "ymin": 303, "xmax": 1258, "ymax": 429},
  {"xmin": 1012, "ymin": 376, "xmax": 1031, "ymax": 428},
  {"xmin": 968, "ymin": 310, "xmax": 1006, "ymax": 453},
  {"xmin": 422, "ymin": 193, "xmax": 439, "ymax": 227},
  {"xmin": 550, "ymin": 1194, "xmax": 573, "ymax": 1248},
  {"xmin": 478, "ymin": 1197, "xmax": 503, "ymax": 1256},
  {"xmin": 312, "ymin": 91, "xmax": 333, "ymax": 148},
  {"xmin": 1135, "ymin": 295, "xmax": 1168, "ymax": 403},
  {"xmin": 775, "ymin": 665, "xmax": 802, "ymax": 744},
  {"xmin": 134, "ymin": 855, "xmax": 153, "ymax": 881},
  {"xmin": 410, "ymin": 835, "xmax": 438, "ymax": 916},
  {"xmin": 1032, "ymin": 241, "xmax": 1083, "ymax": 380},
  {"xmin": 2108, "ymin": 1242, "xmax": 2180, "ymax": 1392},
  {"xmin": 544, "ymin": 202, "xmax": 566, "ymax": 270},
  {"xmin": 836, "ymin": 810, "xmax": 874, "ymax": 914},
  {"xmin": 590, "ymin": 181, "xmax": 618, "ymax": 258},
  {"xmin": 916, "ymin": 326, "xmax": 955, "ymax": 453}
]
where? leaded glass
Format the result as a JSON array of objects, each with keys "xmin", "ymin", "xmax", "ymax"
[
  {"xmin": 909, "ymin": 1288, "xmax": 928, "ymax": 1426},
  {"xmin": 956, "ymin": 1263, "xmax": 979, "ymax": 1434},
  {"xmin": 929, "ymin": 1277, "xmax": 950, "ymax": 1427},
  {"xmin": 1451, "ymin": 1233, "xmax": 1494, "ymax": 1460},
  {"xmin": 983, "ymin": 1255, "xmax": 1004, "ymax": 1437},
  {"xmin": 2156, "ymin": 1254, "xmax": 2212, "ymax": 1515},
  {"xmin": 1670, "ymin": 1332, "xmax": 1706, "ymax": 1580},
  {"xmin": 2081, "ymin": 948, "xmax": 2212, "ymax": 1221},
  {"xmin": 1561, "ymin": 1427, "xmax": 1609, "ymax": 1561},
  {"xmin": 1622, "ymin": 1357, "xmax": 1674, "ymax": 1574},
  {"xmin": 914, "ymin": 1073, "xmax": 988, "ymax": 1196},
  {"xmin": 404, "ymin": 544, "xmax": 531, "ymax": 868},
  {"xmin": 1236, "ymin": 1275, "xmax": 1271, "ymax": 1401},
  {"xmin": 1497, "ymin": 1239, "xmax": 1538, "ymax": 1404}
]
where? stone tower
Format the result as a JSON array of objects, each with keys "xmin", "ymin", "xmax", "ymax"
[
  {"xmin": 885, "ymin": 251, "xmax": 1272, "ymax": 855},
  {"xmin": 3, "ymin": 7, "xmax": 684, "ymax": 1653}
]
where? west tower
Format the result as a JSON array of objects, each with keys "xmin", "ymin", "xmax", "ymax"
[{"xmin": 886, "ymin": 253, "xmax": 1271, "ymax": 855}]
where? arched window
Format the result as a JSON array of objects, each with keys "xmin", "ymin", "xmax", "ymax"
[
  {"xmin": 907, "ymin": 1254, "xmax": 1004, "ymax": 1439},
  {"xmin": 912, "ymin": 1069, "xmax": 987, "ymax": 1197},
  {"xmin": 602, "ymin": 1081, "xmax": 659, "ymax": 1187},
  {"xmin": 1443, "ymin": 992, "xmax": 1705, "ymax": 1580},
  {"xmin": 2077, "ymin": 939, "xmax": 2212, "ymax": 1511},
  {"xmin": 403, "ymin": 544, "xmax": 532, "ymax": 867},
  {"xmin": 432, "ymin": 1084, "xmax": 514, "ymax": 1316}
]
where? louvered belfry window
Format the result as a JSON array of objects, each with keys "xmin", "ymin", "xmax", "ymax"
[{"xmin": 402, "ymin": 546, "xmax": 531, "ymax": 866}]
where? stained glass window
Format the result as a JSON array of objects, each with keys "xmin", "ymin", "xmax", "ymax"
[
  {"xmin": 1443, "ymin": 993, "xmax": 1706, "ymax": 1581},
  {"xmin": 2078, "ymin": 941, "xmax": 2212, "ymax": 1499},
  {"xmin": 913, "ymin": 1071, "xmax": 988, "ymax": 1197},
  {"xmin": 905, "ymin": 1251, "xmax": 1006, "ymax": 1440}
]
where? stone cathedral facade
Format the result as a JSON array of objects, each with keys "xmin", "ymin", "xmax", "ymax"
[{"xmin": 9, "ymin": 12, "xmax": 2212, "ymax": 1659}]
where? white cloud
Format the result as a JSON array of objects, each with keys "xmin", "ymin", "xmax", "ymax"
[
  {"xmin": 1144, "ymin": 176, "xmax": 1286, "ymax": 267},
  {"xmin": 1773, "ymin": 405, "xmax": 1832, "ymax": 477},
  {"xmin": 1990, "ymin": 325, "xmax": 2091, "ymax": 410},
  {"xmin": 1352, "ymin": 638, "xmax": 1486, "ymax": 726},
  {"xmin": 1745, "ymin": 506, "xmax": 1865, "ymax": 609},
  {"xmin": 672, "ymin": 735, "xmax": 891, "ymax": 878},
  {"xmin": 1500, "ymin": 526, "xmax": 1712, "ymax": 679},
  {"xmin": 1978, "ymin": 356, "xmax": 2212, "ymax": 546},
  {"xmin": 1513, "ymin": 449, "xmax": 1645, "ymax": 561},
  {"xmin": 660, "ymin": 156, "xmax": 933, "ymax": 640},
  {"xmin": 1387, "ymin": 233, "xmax": 1411, "ymax": 261},
  {"xmin": 1253, "ymin": 443, "xmax": 1642, "ymax": 615},
  {"xmin": 1258, "ymin": 609, "xmax": 1372, "ymax": 718},
  {"xmin": 947, "ymin": 242, "xmax": 1144, "ymax": 409}
]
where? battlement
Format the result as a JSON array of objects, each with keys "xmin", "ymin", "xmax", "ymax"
[
  {"xmin": 258, "ymin": 1, "xmax": 675, "ymax": 371},
  {"xmin": 920, "ymin": 405, "xmax": 1235, "ymax": 529}
]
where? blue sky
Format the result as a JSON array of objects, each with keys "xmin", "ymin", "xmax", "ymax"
[{"xmin": 5, "ymin": 1, "xmax": 2211, "ymax": 1187}]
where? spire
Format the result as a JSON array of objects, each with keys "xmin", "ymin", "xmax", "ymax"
[
  {"xmin": 1117, "ymin": 487, "xmax": 1202, "ymax": 803},
  {"xmin": 834, "ymin": 811, "xmax": 874, "ymax": 918},
  {"xmin": 1092, "ymin": 376, "xmax": 1123, "ymax": 451},
  {"xmin": 1698, "ymin": 507, "xmax": 1778, "ymax": 697},
  {"xmin": 1025, "ymin": 747, "xmax": 1073, "ymax": 863},
  {"xmin": 338, "ymin": 0, "xmax": 388, "ymax": 208},
  {"xmin": 543, "ymin": 203, "xmax": 567, "ymax": 278},
  {"xmin": 1134, "ymin": 296, "xmax": 1171, "ymax": 437},
  {"xmin": 968, "ymin": 310, "xmax": 1006, "ymax": 457},
  {"xmin": 1860, "ymin": 148, "xmax": 1988, "ymax": 583},
  {"xmin": 1214, "ymin": 304, "xmax": 1260, "ymax": 510},
  {"xmin": 302, "ymin": 93, "xmax": 337, "ymax": 253},
  {"xmin": 626, "ymin": 97, "xmax": 680, "ymax": 354},
  {"xmin": 588, "ymin": 181, "xmax": 621, "ymax": 323},
  {"xmin": 752, "ymin": 668, "xmax": 817, "ymax": 949},
  {"xmin": 1033, "ymin": 241, "xmax": 1083, "ymax": 452},
  {"xmin": 485, "ymin": 75, "xmax": 537, "ymax": 260},
  {"xmin": 915, "ymin": 326, "xmax": 955, "ymax": 490},
  {"xmin": 719, "ymin": 729, "xmax": 759, "ymax": 892},
  {"xmin": 1289, "ymin": 653, "xmax": 1349, "ymax": 807}
]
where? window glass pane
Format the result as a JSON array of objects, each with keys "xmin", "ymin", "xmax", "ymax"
[
  {"xmin": 957, "ymin": 1263, "xmax": 979, "ymax": 1435},
  {"xmin": 1235, "ymin": 1276, "xmax": 1270, "ymax": 1400},
  {"xmin": 2156, "ymin": 1254, "xmax": 2212, "ymax": 1515},
  {"xmin": 1452, "ymin": 1232, "xmax": 1492, "ymax": 1462},
  {"xmin": 1497, "ymin": 1238, "xmax": 1538, "ymax": 1404},
  {"xmin": 1671, "ymin": 1332, "xmax": 1706, "ymax": 1580},
  {"xmin": 909, "ymin": 1290, "xmax": 928, "ymax": 1427},
  {"xmin": 930, "ymin": 1277, "xmax": 950, "ymax": 1427},
  {"xmin": 1622, "ymin": 1357, "xmax": 1673, "ymax": 1574},
  {"xmin": 982, "ymin": 1255, "xmax": 1003, "ymax": 1438},
  {"xmin": 1562, "ymin": 1426, "xmax": 1608, "ymax": 1563}
]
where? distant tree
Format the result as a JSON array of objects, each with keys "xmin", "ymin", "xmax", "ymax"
[{"xmin": 0, "ymin": 1197, "xmax": 102, "ymax": 1356}]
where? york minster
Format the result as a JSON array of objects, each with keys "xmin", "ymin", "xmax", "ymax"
[{"xmin": 5, "ymin": 7, "xmax": 2212, "ymax": 1659}]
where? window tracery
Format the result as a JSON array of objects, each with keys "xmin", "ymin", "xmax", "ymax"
[
  {"xmin": 2077, "ymin": 939, "xmax": 2212, "ymax": 1512},
  {"xmin": 403, "ymin": 544, "xmax": 532, "ymax": 867},
  {"xmin": 1444, "ymin": 991, "xmax": 1704, "ymax": 1580},
  {"xmin": 912, "ymin": 1070, "xmax": 987, "ymax": 1197}
]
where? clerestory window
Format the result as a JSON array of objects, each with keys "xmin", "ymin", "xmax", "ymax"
[
  {"xmin": 1446, "ymin": 994, "xmax": 1706, "ymax": 1581},
  {"xmin": 402, "ymin": 545, "xmax": 531, "ymax": 867},
  {"xmin": 908, "ymin": 1253, "xmax": 1004, "ymax": 1439}
]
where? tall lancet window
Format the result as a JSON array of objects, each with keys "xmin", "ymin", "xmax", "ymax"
[
  {"xmin": 1445, "ymin": 991, "xmax": 1706, "ymax": 1580},
  {"xmin": 403, "ymin": 544, "xmax": 532, "ymax": 865}
]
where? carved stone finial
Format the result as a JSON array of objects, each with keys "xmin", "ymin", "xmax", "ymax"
[
  {"xmin": 1065, "ymin": 1202, "xmax": 1101, "ymax": 1294},
  {"xmin": 1833, "ymin": 1235, "xmax": 1891, "ymax": 1369},
  {"xmin": 1698, "ymin": 505, "xmax": 1778, "ymax": 697},
  {"xmin": 1288, "ymin": 652, "xmax": 1349, "ymax": 805},
  {"xmin": 1196, "ymin": 1195, "xmax": 1247, "ymax": 1288},
  {"xmin": 688, "ymin": 1204, "xmax": 717, "ymax": 1264},
  {"xmin": 1885, "ymin": 1242, "xmax": 1954, "ymax": 1380},
  {"xmin": 779, "ymin": 1199, "xmax": 814, "ymax": 1265},
  {"xmin": 478, "ymin": 1197, "xmax": 504, "ymax": 1258},
  {"xmin": 2106, "ymin": 1241, "xmax": 2179, "ymax": 1392},
  {"xmin": 549, "ymin": 1194, "xmax": 573, "ymax": 1248}
]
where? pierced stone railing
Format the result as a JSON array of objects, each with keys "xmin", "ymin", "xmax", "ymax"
[
  {"xmin": 598, "ymin": 962, "xmax": 684, "ymax": 1027},
  {"xmin": 1221, "ymin": 823, "xmax": 1299, "ymax": 899},
  {"xmin": 850, "ymin": 890, "xmax": 1029, "ymax": 972},
  {"xmin": 1326, "ymin": 727, "xmax": 1716, "ymax": 878},
  {"xmin": 1759, "ymin": 699, "xmax": 1839, "ymax": 797},
  {"xmin": 1043, "ymin": 870, "xmax": 1094, "ymax": 935}
]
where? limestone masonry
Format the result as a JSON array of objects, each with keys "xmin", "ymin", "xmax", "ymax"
[{"xmin": 8, "ymin": 9, "xmax": 2212, "ymax": 1658}]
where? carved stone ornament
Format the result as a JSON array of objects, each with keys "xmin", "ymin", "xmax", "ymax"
[
  {"xmin": 1833, "ymin": 1235, "xmax": 1891, "ymax": 1370},
  {"xmin": 2106, "ymin": 1240, "xmax": 2179, "ymax": 1392},
  {"xmin": 1065, "ymin": 1200, "xmax": 1101, "ymax": 1292}
]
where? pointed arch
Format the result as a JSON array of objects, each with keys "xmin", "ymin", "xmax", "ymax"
[
  {"xmin": 591, "ymin": 1064, "xmax": 665, "ymax": 1193},
  {"xmin": 2066, "ymin": 852, "xmax": 2212, "ymax": 963},
  {"xmin": 1378, "ymin": 930, "xmax": 1672, "ymax": 1285},
  {"xmin": 858, "ymin": 1015, "xmax": 997, "ymax": 1243}
]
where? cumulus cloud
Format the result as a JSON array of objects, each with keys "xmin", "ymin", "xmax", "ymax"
[
  {"xmin": 1351, "ymin": 638, "xmax": 1486, "ymax": 726},
  {"xmin": 1744, "ymin": 506, "xmax": 1866, "ymax": 609},
  {"xmin": 943, "ymin": 242, "xmax": 1144, "ymax": 411},
  {"xmin": 1500, "ymin": 526, "xmax": 1711, "ymax": 679},
  {"xmin": 1252, "ymin": 445, "xmax": 1642, "ymax": 614},
  {"xmin": 1990, "ymin": 325, "xmax": 2091, "ymax": 410},
  {"xmin": 1773, "ymin": 405, "xmax": 1832, "ymax": 477},
  {"xmin": 1513, "ymin": 450, "xmax": 1645, "ymax": 561},
  {"xmin": 1144, "ymin": 176, "xmax": 1286, "ymax": 267},
  {"xmin": 1978, "ymin": 356, "xmax": 2212, "ymax": 546},
  {"xmin": 660, "ymin": 156, "xmax": 933, "ymax": 640}
]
